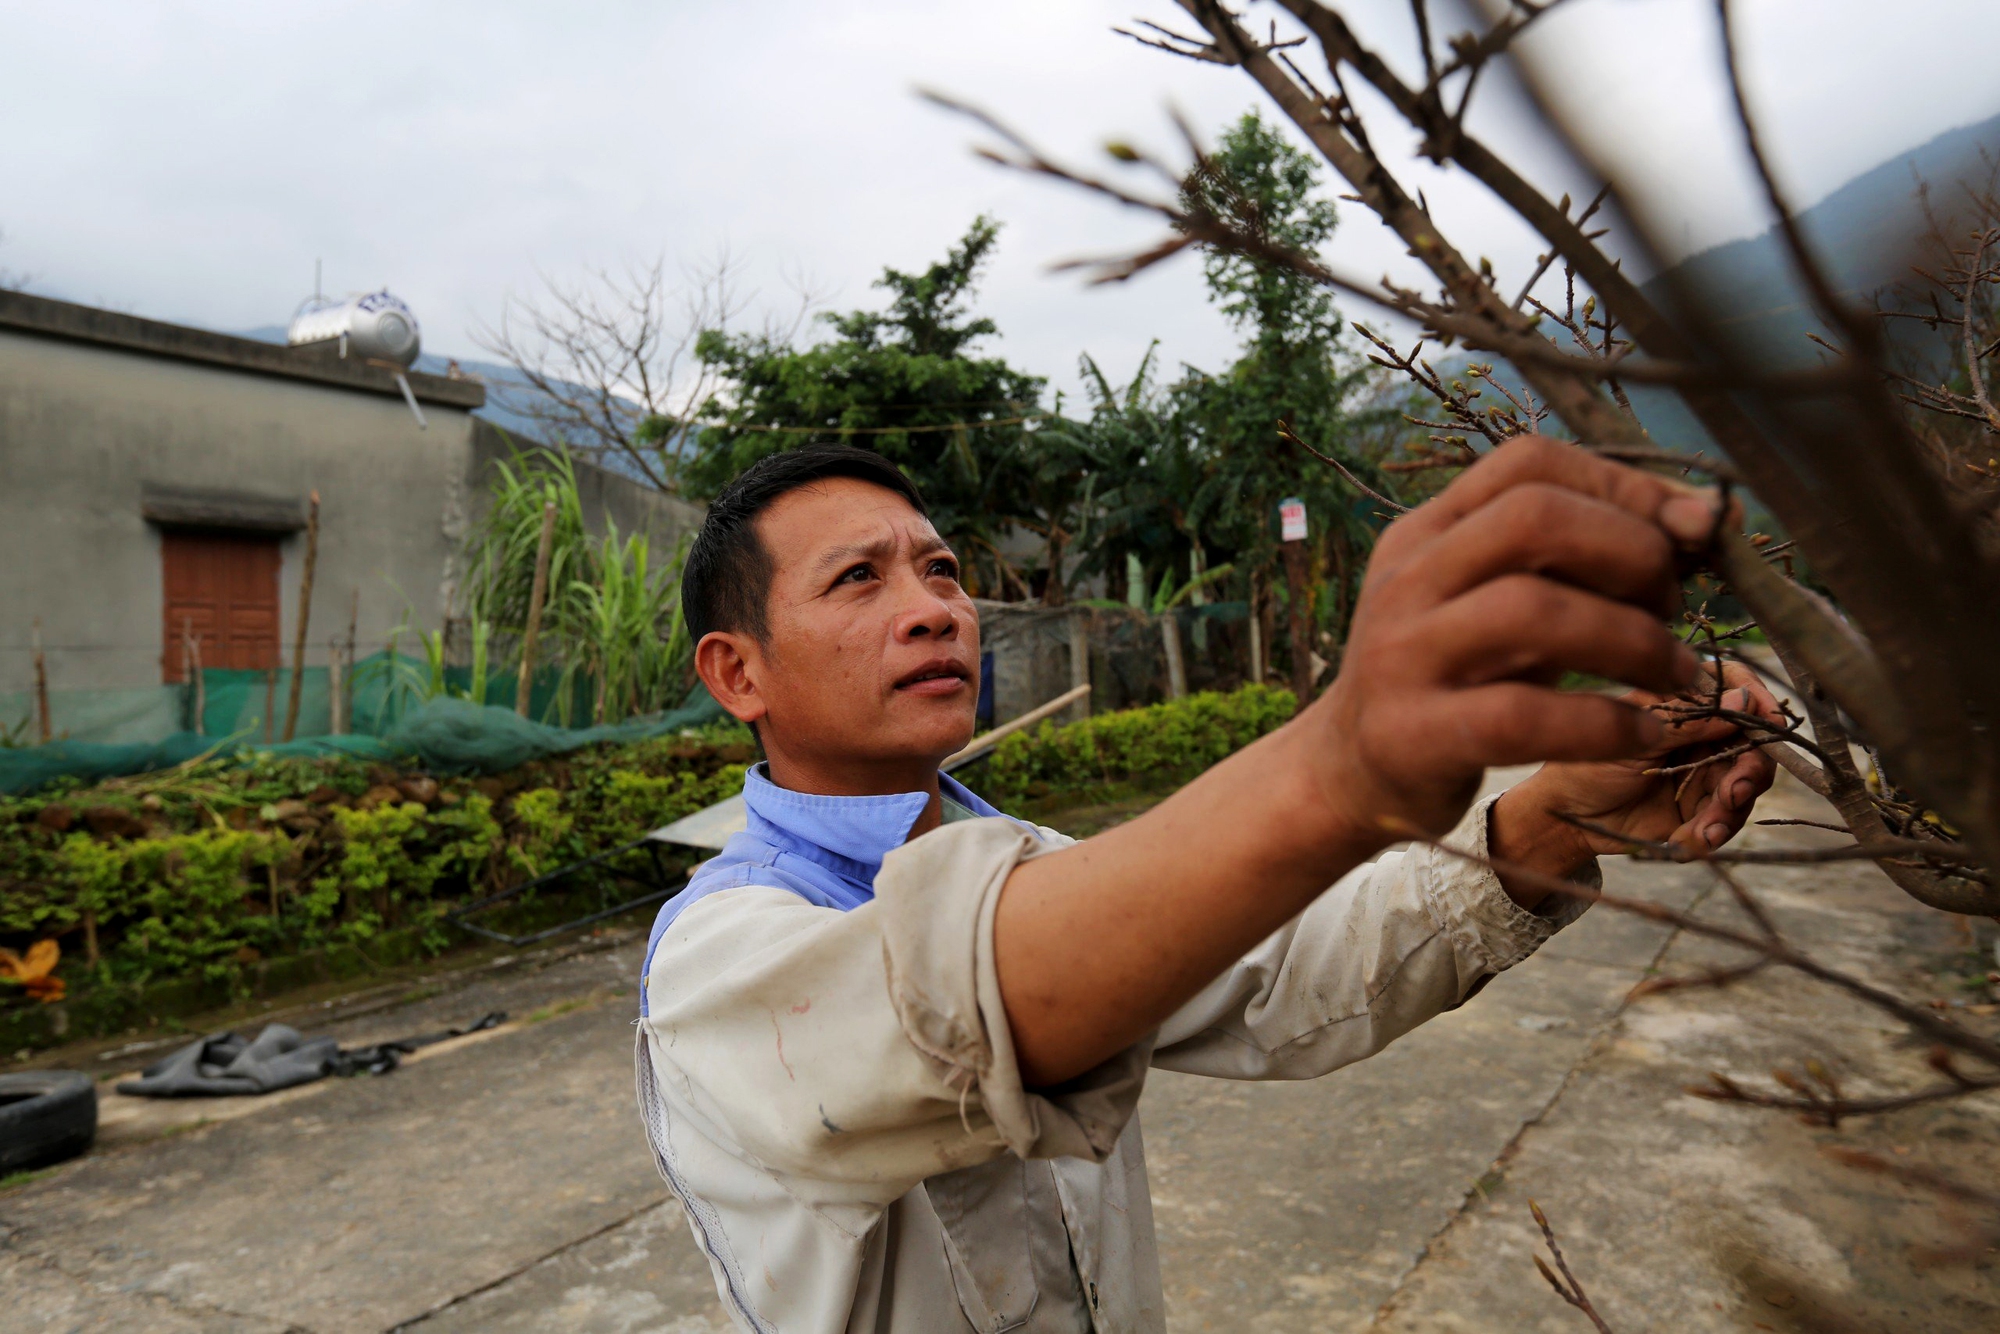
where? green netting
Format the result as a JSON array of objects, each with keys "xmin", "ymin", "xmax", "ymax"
[
  {"xmin": 0, "ymin": 684, "xmax": 188, "ymax": 746},
  {"xmin": 0, "ymin": 662, "xmax": 726, "ymax": 796},
  {"xmin": 198, "ymin": 668, "xmax": 333, "ymax": 741}
]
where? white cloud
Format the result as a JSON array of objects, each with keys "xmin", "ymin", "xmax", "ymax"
[{"xmin": 1, "ymin": 0, "xmax": 1993, "ymax": 401}]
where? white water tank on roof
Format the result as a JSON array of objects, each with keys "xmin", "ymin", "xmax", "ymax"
[{"xmin": 287, "ymin": 289, "xmax": 422, "ymax": 367}]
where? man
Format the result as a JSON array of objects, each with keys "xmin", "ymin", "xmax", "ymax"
[{"xmin": 637, "ymin": 440, "xmax": 1777, "ymax": 1332}]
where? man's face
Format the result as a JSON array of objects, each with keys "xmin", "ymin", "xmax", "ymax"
[{"xmin": 716, "ymin": 477, "xmax": 980, "ymax": 783}]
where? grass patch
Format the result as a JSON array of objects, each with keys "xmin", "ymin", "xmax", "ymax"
[
  {"xmin": 0, "ymin": 1165, "xmax": 58, "ymax": 1193},
  {"xmin": 525, "ymin": 995, "xmax": 592, "ymax": 1025}
]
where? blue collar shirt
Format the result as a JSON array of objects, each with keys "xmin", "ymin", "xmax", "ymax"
[{"xmin": 640, "ymin": 763, "xmax": 1029, "ymax": 1017}]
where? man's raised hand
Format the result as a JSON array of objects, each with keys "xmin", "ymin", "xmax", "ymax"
[{"xmin": 1308, "ymin": 435, "xmax": 1726, "ymax": 851}]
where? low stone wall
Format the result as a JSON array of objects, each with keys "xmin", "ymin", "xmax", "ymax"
[{"xmin": 973, "ymin": 600, "xmax": 1253, "ymax": 724}]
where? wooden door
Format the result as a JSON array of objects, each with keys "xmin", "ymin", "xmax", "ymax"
[{"xmin": 161, "ymin": 529, "xmax": 282, "ymax": 682}]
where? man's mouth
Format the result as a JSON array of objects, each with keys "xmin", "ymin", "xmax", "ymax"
[{"xmin": 894, "ymin": 660, "xmax": 972, "ymax": 695}]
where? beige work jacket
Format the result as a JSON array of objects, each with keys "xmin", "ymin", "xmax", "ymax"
[{"xmin": 635, "ymin": 794, "xmax": 1587, "ymax": 1332}]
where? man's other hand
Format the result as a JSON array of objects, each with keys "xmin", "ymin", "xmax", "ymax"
[
  {"xmin": 1307, "ymin": 435, "xmax": 1725, "ymax": 853},
  {"xmin": 1489, "ymin": 662, "xmax": 1783, "ymax": 906}
]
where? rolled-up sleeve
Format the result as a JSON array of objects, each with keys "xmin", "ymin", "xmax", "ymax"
[
  {"xmin": 640, "ymin": 819, "xmax": 1142, "ymax": 1219},
  {"xmin": 1152, "ymin": 793, "xmax": 1591, "ymax": 1080}
]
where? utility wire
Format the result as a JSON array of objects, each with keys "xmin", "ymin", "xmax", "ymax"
[{"xmin": 689, "ymin": 412, "xmax": 1055, "ymax": 436}]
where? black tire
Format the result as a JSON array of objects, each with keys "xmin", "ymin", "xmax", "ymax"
[{"xmin": 0, "ymin": 1070, "xmax": 97, "ymax": 1174}]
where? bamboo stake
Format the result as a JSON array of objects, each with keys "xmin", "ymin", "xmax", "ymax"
[
  {"xmin": 1067, "ymin": 611, "xmax": 1092, "ymax": 722},
  {"xmin": 345, "ymin": 587, "xmax": 358, "ymax": 727},
  {"xmin": 31, "ymin": 617, "xmax": 50, "ymax": 743},
  {"xmin": 1282, "ymin": 539, "xmax": 1315, "ymax": 704},
  {"xmin": 1247, "ymin": 572, "xmax": 1265, "ymax": 687},
  {"xmin": 327, "ymin": 635, "xmax": 345, "ymax": 735},
  {"xmin": 516, "ymin": 499, "xmax": 558, "ymax": 717},
  {"xmin": 945, "ymin": 683, "xmax": 1092, "ymax": 768},
  {"xmin": 1189, "ymin": 542, "xmax": 1210, "ymax": 652},
  {"xmin": 183, "ymin": 615, "xmax": 205, "ymax": 735},
  {"xmin": 1160, "ymin": 611, "xmax": 1188, "ymax": 699},
  {"xmin": 282, "ymin": 490, "xmax": 320, "ymax": 742},
  {"xmin": 189, "ymin": 628, "xmax": 204, "ymax": 734}
]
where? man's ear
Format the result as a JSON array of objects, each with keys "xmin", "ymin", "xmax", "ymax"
[{"xmin": 694, "ymin": 630, "xmax": 769, "ymax": 727}]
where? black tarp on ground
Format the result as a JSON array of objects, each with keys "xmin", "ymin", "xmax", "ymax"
[{"xmin": 116, "ymin": 1012, "xmax": 505, "ymax": 1097}]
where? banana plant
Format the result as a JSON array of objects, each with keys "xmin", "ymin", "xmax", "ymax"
[{"xmin": 1151, "ymin": 561, "xmax": 1237, "ymax": 615}]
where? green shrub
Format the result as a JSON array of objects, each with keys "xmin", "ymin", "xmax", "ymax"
[
  {"xmin": 979, "ymin": 684, "xmax": 1295, "ymax": 811},
  {"xmin": 506, "ymin": 787, "xmax": 575, "ymax": 879},
  {"xmin": 0, "ymin": 735, "xmax": 750, "ymax": 999}
]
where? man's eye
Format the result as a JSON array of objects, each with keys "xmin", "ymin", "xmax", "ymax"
[
  {"xmin": 836, "ymin": 564, "xmax": 875, "ymax": 586},
  {"xmin": 928, "ymin": 559, "xmax": 960, "ymax": 581}
]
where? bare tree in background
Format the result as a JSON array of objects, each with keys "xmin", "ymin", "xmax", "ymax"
[
  {"xmin": 475, "ymin": 253, "xmax": 819, "ymax": 492},
  {"xmin": 930, "ymin": 0, "xmax": 2000, "ymax": 1314}
]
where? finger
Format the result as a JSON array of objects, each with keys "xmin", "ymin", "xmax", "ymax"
[
  {"xmin": 1674, "ymin": 740, "xmax": 1778, "ymax": 853},
  {"xmin": 1717, "ymin": 661, "xmax": 1784, "ymax": 723},
  {"xmin": 1611, "ymin": 697, "xmax": 1739, "ymax": 761},
  {"xmin": 1420, "ymin": 576, "xmax": 1698, "ymax": 693},
  {"xmin": 1687, "ymin": 659, "xmax": 1784, "ymax": 717},
  {"xmin": 1715, "ymin": 740, "xmax": 1778, "ymax": 816},
  {"xmin": 1423, "ymin": 684, "xmax": 1666, "ymax": 772},
  {"xmin": 1650, "ymin": 685, "xmax": 1760, "ymax": 750},
  {"xmin": 1381, "ymin": 436, "xmax": 1719, "ymax": 555},
  {"xmin": 1395, "ymin": 483, "xmax": 1683, "ymax": 614}
]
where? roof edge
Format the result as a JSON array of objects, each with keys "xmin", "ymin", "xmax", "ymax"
[{"xmin": 0, "ymin": 289, "xmax": 485, "ymax": 409}]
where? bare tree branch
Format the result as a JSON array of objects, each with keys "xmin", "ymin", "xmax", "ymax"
[{"xmin": 475, "ymin": 252, "xmax": 819, "ymax": 492}]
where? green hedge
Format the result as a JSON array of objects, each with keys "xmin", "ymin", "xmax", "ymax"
[
  {"xmin": 0, "ymin": 730, "xmax": 750, "ymax": 1004},
  {"xmin": 980, "ymin": 684, "xmax": 1296, "ymax": 811}
]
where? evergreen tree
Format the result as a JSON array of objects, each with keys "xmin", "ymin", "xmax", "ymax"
[
  {"xmin": 1178, "ymin": 112, "xmax": 1386, "ymax": 693},
  {"xmin": 681, "ymin": 218, "xmax": 1046, "ymax": 597}
]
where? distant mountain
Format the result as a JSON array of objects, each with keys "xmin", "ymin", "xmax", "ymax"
[
  {"xmin": 1651, "ymin": 112, "xmax": 2000, "ymax": 357},
  {"xmin": 1622, "ymin": 110, "xmax": 2000, "ymax": 450}
]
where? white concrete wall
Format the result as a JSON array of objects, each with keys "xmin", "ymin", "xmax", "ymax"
[{"xmin": 0, "ymin": 327, "xmax": 477, "ymax": 694}]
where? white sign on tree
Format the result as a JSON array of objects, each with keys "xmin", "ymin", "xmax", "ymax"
[{"xmin": 1279, "ymin": 496, "xmax": 1308, "ymax": 543}]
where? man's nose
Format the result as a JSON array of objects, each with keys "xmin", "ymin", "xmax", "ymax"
[{"xmin": 894, "ymin": 575, "xmax": 958, "ymax": 641}]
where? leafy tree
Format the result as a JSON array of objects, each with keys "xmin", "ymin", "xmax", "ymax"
[
  {"xmin": 1055, "ymin": 345, "xmax": 1267, "ymax": 618},
  {"xmin": 1178, "ymin": 112, "xmax": 1387, "ymax": 693},
  {"xmin": 682, "ymin": 217, "xmax": 1047, "ymax": 597}
]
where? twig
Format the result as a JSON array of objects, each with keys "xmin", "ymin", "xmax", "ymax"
[
  {"xmin": 1693, "ymin": 1068, "xmax": 2000, "ymax": 1125},
  {"xmin": 1551, "ymin": 813, "xmax": 1985, "ymax": 871},
  {"xmin": 1275, "ymin": 417, "xmax": 1411, "ymax": 513},
  {"xmin": 1822, "ymin": 1146, "xmax": 2000, "ymax": 1210},
  {"xmin": 1529, "ymin": 1200, "xmax": 1615, "ymax": 1333},
  {"xmin": 1586, "ymin": 445, "xmax": 1741, "ymax": 484},
  {"xmin": 1641, "ymin": 739, "xmax": 1759, "ymax": 778}
]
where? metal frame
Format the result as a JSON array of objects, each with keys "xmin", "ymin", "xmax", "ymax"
[{"xmin": 446, "ymin": 833, "xmax": 688, "ymax": 948}]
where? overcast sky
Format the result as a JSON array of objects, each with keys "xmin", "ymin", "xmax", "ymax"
[{"xmin": 3, "ymin": 1, "xmax": 1996, "ymax": 403}]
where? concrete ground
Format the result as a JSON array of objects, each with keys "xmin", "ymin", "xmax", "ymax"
[{"xmin": 2, "ymin": 767, "xmax": 1995, "ymax": 1332}]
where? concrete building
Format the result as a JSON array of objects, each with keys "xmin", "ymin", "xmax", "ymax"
[{"xmin": 0, "ymin": 290, "xmax": 701, "ymax": 741}]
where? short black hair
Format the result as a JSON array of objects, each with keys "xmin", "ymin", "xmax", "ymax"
[{"xmin": 682, "ymin": 443, "xmax": 929, "ymax": 645}]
